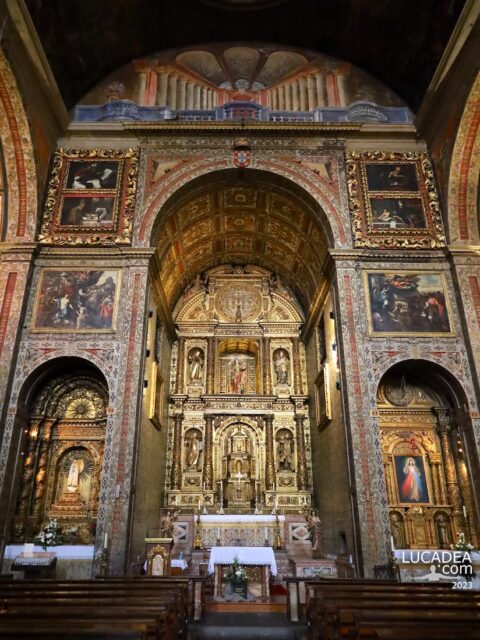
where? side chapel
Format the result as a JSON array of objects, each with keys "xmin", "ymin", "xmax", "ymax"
[{"xmin": 0, "ymin": 0, "xmax": 479, "ymax": 591}]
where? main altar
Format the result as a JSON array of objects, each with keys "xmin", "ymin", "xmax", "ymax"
[{"xmin": 164, "ymin": 266, "xmax": 313, "ymax": 516}]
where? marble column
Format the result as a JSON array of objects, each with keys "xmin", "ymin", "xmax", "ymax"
[
  {"xmin": 299, "ymin": 78, "xmax": 307, "ymax": 111},
  {"xmin": 264, "ymin": 415, "xmax": 276, "ymax": 491},
  {"xmin": 294, "ymin": 413, "xmax": 308, "ymax": 490},
  {"xmin": 157, "ymin": 69, "xmax": 169, "ymax": 106},
  {"xmin": 168, "ymin": 74, "xmax": 178, "ymax": 109},
  {"xmin": 194, "ymin": 85, "xmax": 202, "ymax": 109},
  {"xmin": 186, "ymin": 82, "xmax": 194, "ymax": 109},
  {"xmin": 315, "ymin": 73, "xmax": 326, "ymax": 107},
  {"xmin": 202, "ymin": 414, "xmax": 214, "ymax": 490},
  {"xmin": 292, "ymin": 80, "xmax": 300, "ymax": 111},
  {"xmin": 307, "ymin": 75, "xmax": 316, "ymax": 110},
  {"xmin": 178, "ymin": 78, "xmax": 187, "ymax": 110}
]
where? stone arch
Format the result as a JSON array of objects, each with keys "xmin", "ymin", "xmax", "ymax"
[
  {"xmin": 137, "ymin": 160, "xmax": 348, "ymax": 249},
  {"xmin": 447, "ymin": 70, "xmax": 480, "ymax": 244},
  {"xmin": 0, "ymin": 51, "xmax": 38, "ymax": 240}
]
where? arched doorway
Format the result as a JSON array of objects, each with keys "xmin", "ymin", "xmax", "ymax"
[
  {"xmin": 377, "ymin": 361, "xmax": 479, "ymax": 550},
  {"xmin": 8, "ymin": 357, "xmax": 108, "ymax": 546}
]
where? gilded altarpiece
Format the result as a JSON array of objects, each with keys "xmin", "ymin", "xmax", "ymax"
[
  {"xmin": 378, "ymin": 375, "xmax": 478, "ymax": 549},
  {"xmin": 165, "ymin": 266, "xmax": 312, "ymax": 513},
  {"xmin": 12, "ymin": 374, "xmax": 108, "ymax": 544}
]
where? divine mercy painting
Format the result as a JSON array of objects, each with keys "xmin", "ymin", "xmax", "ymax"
[
  {"xmin": 33, "ymin": 269, "xmax": 120, "ymax": 332},
  {"xmin": 394, "ymin": 455, "xmax": 430, "ymax": 504},
  {"xmin": 366, "ymin": 272, "xmax": 453, "ymax": 335}
]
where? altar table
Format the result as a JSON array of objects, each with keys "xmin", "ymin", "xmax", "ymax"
[{"xmin": 208, "ymin": 546, "xmax": 277, "ymax": 599}]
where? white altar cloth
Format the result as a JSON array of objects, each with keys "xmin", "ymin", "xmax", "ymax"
[
  {"xmin": 208, "ymin": 546, "xmax": 277, "ymax": 575},
  {"xmin": 200, "ymin": 515, "xmax": 285, "ymax": 524},
  {"xmin": 4, "ymin": 545, "xmax": 94, "ymax": 560}
]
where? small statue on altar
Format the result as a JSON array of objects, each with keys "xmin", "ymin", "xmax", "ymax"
[
  {"xmin": 390, "ymin": 511, "xmax": 406, "ymax": 549},
  {"xmin": 160, "ymin": 510, "xmax": 179, "ymax": 538},
  {"xmin": 187, "ymin": 348, "xmax": 204, "ymax": 384},
  {"xmin": 306, "ymin": 509, "xmax": 323, "ymax": 555},
  {"xmin": 277, "ymin": 431, "xmax": 293, "ymax": 471},
  {"xmin": 185, "ymin": 430, "xmax": 201, "ymax": 469},
  {"xmin": 273, "ymin": 349, "xmax": 290, "ymax": 385},
  {"xmin": 67, "ymin": 458, "xmax": 84, "ymax": 493},
  {"xmin": 231, "ymin": 357, "xmax": 247, "ymax": 394}
]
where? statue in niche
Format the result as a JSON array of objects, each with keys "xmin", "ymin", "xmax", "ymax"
[
  {"xmin": 160, "ymin": 510, "xmax": 179, "ymax": 538},
  {"xmin": 277, "ymin": 431, "xmax": 294, "ymax": 471},
  {"xmin": 67, "ymin": 458, "xmax": 85, "ymax": 493},
  {"xmin": 269, "ymin": 273, "xmax": 291, "ymax": 298},
  {"xmin": 187, "ymin": 348, "xmax": 204, "ymax": 384},
  {"xmin": 390, "ymin": 512, "xmax": 406, "ymax": 549},
  {"xmin": 185, "ymin": 431, "xmax": 201, "ymax": 469},
  {"xmin": 435, "ymin": 513, "xmax": 450, "ymax": 548},
  {"xmin": 273, "ymin": 349, "xmax": 290, "ymax": 385},
  {"xmin": 184, "ymin": 273, "xmax": 206, "ymax": 299},
  {"xmin": 306, "ymin": 509, "xmax": 323, "ymax": 554},
  {"xmin": 230, "ymin": 357, "xmax": 247, "ymax": 394}
]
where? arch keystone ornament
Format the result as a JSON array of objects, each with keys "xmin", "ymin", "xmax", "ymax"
[{"xmin": 233, "ymin": 138, "xmax": 252, "ymax": 168}]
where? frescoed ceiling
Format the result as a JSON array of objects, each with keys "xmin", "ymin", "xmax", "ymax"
[
  {"xmin": 24, "ymin": 0, "xmax": 466, "ymax": 111},
  {"xmin": 152, "ymin": 172, "xmax": 329, "ymax": 313}
]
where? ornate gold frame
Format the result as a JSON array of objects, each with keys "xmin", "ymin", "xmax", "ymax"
[
  {"xmin": 346, "ymin": 151, "xmax": 446, "ymax": 249},
  {"xmin": 364, "ymin": 270, "xmax": 455, "ymax": 337},
  {"xmin": 38, "ymin": 148, "xmax": 139, "ymax": 246},
  {"xmin": 31, "ymin": 268, "xmax": 122, "ymax": 333}
]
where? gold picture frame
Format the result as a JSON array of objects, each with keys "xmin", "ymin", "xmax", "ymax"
[
  {"xmin": 364, "ymin": 270, "xmax": 454, "ymax": 336},
  {"xmin": 32, "ymin": 268, "xmax": 122, "ymax": 333},
  {"xmin": 39, "ymin": 148, "xmax": 139, "ymax": 246},
  {"xmin": 346, "ymin": 151, "xmax": 446, "ymax": 249}
]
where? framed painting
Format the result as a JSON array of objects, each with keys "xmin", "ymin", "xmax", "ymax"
[
  {"xmin": 345, "ymin": 151, "xmax": 446, "ymax": 248},
  {"xmin": 364, "ymin": 271, "xmax": 454, "ymax": 336},
  {"xmin": 32, "ymin": 269, "xmax": 121, "ymax": 332},
  {"xmin": 39, "ymin": 148, "xmax": 139, "ymax": 245},
  {"xmin": 394, "ymin": 455, "xmax": 430, "ymax": 505}
]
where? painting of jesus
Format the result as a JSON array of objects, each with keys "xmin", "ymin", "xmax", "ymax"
[{"xmin": 394, "ymin": 455, "xmax": 430, "ymax": 504}]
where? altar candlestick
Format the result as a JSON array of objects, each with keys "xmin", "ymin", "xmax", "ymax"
[{"xmin": 104, "ymin": 532, "xmax": 108, "ymax": 549}]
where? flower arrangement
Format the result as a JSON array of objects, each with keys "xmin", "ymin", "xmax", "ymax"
[
  {"xmin": 225, "ymin": 556, "xmax": 247, "ymax": 583},
  {"xmin": 36, "ymin": 518, "xmax": 63, "ymax": 551},
  {"xmin": 450, "ymin": 532, "xmax": 474, "ymax": 552}
]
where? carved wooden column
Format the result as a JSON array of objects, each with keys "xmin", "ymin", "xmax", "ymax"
[
  {"xmin": 292, "ymin": 338, "xmax": 302, "ymax": 395},
  {"xmin": 383, "ymin": 454, "xmax": 394, "ymax": 504},
  {"xmin": 264, "ymin": 415, "xmax": 276, "ymax": 491},
  {"xmin": 263, "ymin": 337, "xmax": 271, "ymax": 395},
  {"xmin": 175, "ymin": 337, "xmax": 186, "ymax": 394},
  {"xmin": 294, "ymin": 413, "xmax": 308, "ymax": 490},
  {"xmin": 202, "ymin": 414, "xmax": 214, "ymax": 490},
  {"xmin": 435, "ymin": 410, "xmax": 462, "ymax": 509},
  {"xmin": 207, "ymin": 337, "xmax": 215, "ymax": 395},
  {"xmin": 428, "ymin": 453, "xmax": 443, "ymax": 505},
  {"xmin": 170, "ymin": 409, "xmax": 184, "ymax": 491},
  {"xmin": 32, "ymin": 418, "xmax": 55, "ymax": 521}
]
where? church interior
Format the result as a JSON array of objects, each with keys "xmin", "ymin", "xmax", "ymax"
[{"xmin": 0, "ymin": 0, "xmax": 480, "ymax": 637}]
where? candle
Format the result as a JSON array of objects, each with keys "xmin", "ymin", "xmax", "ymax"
[
  {"xmin": 104, "ymin": 532, "xmax": 108, "ymax": 549},
  {"xmin": 390, "ymin": 535, "xmax": 395, "ymax": 551},
  {"xmin": 264, "ymin": 527, "xmax": 268, "ymax": 541},
  {"xmin": 217, "ymin": 527, "xmax": 220, "ymax": 540},
  {"xmin": 198, "ymin": 498, "xmax": 202, "ymax": 511},
  {"xmin": 463, "ymin": 505, "xmax": 468, "ymax": 520}
]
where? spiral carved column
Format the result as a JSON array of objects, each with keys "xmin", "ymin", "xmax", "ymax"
[
  {"xmin": 383, "ymin": 454, "xmax": 394, "ymax": 504},
  {"xmin": 293, "ymin": 338, "xmax": 302, "ymax": 394},
  {"xmin": 263, "ymin": 337, "xmax": 271, "ymax": 395},
  {"xmin": 32, "ymin": 419, "xmax": 55, "ymax": 521},
  {"xmin": 207, "ymin": 337, "xmax": 215, "ymax": 395},
  {"xmin": 428, "ymin": 453, "xmax": 443, "ymax": 505},
  {"xmin": 202, "ymin": 414, "xmax": 214, "ymax": 490},
  {"xmin": 171, "ymin": 411, "xmax": 184, "ymax": 490},
  {"xmin": 264, "ymin": 415, "xmax": 276, "ymax": 491},
  {"xmin": 294, "ymin": 413, "xmax": 308, "ymax": 490}
]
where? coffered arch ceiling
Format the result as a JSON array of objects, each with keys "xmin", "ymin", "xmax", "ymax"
[{"xmin": 151, "ymin": 170, "xmax": 331, "ymax": 315}]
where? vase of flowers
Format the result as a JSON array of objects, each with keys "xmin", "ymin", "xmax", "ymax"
[
  {"xmin": 36, "ymin": 518, "xmax": 63, "ymax": 552},
  {"xmin": 225, "ymin": 556, "xmax": 247, "ymax": 597},
  {"xmin": 450, "ymin": 532, "xmax": 475, "ymax": 580}
]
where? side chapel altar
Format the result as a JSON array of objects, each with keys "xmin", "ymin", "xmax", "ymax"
[{"xmin": 208, "ymin": 546, "xmax": 277, "ymax": 599}]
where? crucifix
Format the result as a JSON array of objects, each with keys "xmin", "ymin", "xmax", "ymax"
[{"xmin": 234, "ymin": 470, "xmax": 243, "ymax": 501}]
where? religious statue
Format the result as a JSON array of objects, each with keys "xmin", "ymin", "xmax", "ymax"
[
  {"xmin": 306, "ymin": 509, "xmax": 323, "ymax": 555},
  {"xmin": 277, "ymin": 431, "xmax": 293, "ymax": 471},
  {"xmin": 390, "ymin": 511, "xmax": 406, "ymax": 549},
  {"xmin": 186, "ymin": 431, "xmax": 201, "ymax": 469},
  {"xmin": 67, "ymin": 458, "xmax": 84, "ymax": 493},
  {"xmin": 273, "ymin": 349, "xmax": 290, "ymax": 385},
  {"xmin": 184, "ymin": 273, "xmax": 206, "ymax": 299},
  {"xmin": 187, "ymin": 348, "xmax": 204, "ymax": 384},
  {"xmin": 435, "ymin": 513, "xmax": 450, "ymax": 549},
  {"xmin": 230, "ymin": 357, "xmax": 247, "ymax": 394},
  {"xmin": 160, "ymin": 510, "xmax": 179, "ymax": 538}
]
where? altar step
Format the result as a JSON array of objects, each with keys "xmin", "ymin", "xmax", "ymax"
[
  {"xmin": 188, "ymin": 612, "xmax": 308, "ymax": 640},
  {"xmin": 206, "ymin": 599, "xmax": 286, "ymax": 613}
]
